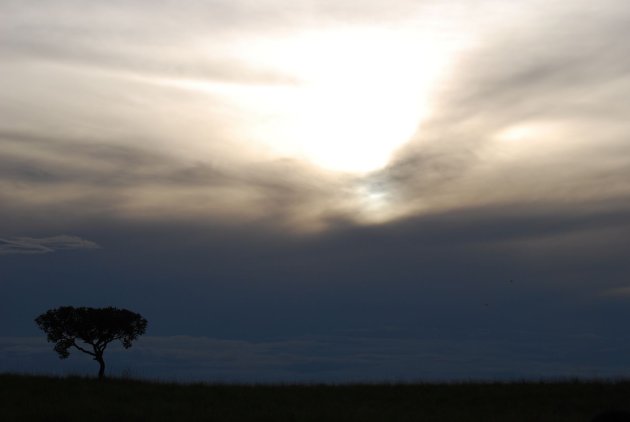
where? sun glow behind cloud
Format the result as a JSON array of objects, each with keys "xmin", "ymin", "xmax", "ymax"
[
  {"xmin": 6, "ymin": 0, "xmax": 628, "ymax": 232},
  {"xmin": 158, "ymin": 26, "xmax": 464, "ymax": 174}
]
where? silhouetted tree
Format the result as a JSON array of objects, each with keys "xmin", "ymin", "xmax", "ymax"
[{"xmin": 35, "ymin": 306, "xmax": 148, "ymax": 380}]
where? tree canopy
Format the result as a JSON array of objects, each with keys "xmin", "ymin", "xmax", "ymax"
[{"xmin": 35, "ymin": 306, "xmax": 147, "ymax": 379}]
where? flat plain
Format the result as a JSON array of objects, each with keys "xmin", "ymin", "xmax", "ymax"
[{"xmin": 1, "ymin": 374, "xmax": 629, "ymax": 421}]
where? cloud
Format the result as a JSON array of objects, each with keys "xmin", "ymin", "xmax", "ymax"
[
  {"xmin": 377, "ymin": 0, "xmax": 630, "ymax": 215},
  {"xmin": 0, "ymin": 0, "xmax": 427, "ymax": 86},
  {"xmin": 0, "ymin": 129, "xmax": 357, "ymax": 232},
  {"xmin": 1, "ymin": 198, "xmax": 629, "ymax": 379},
  {"xmin": 2, "ymin": 0, "xmax": 630, "ymax": 383},
  {"xmin": 3, "ymin": 333, "xmax": 630, "ymax": 382},
  {"xmin": 2, "ymin": 2, "xmax": 629, "ymax": 210},
  {"xmin": 0, "ymin": 235, "xmax": 100, "ymax": 255},
  {"xmin": 600, "ymin": 287, "xmax": 630, "ymax": 299},
  {"xmin": 2, "ymin": 0, "xmax": 628, "ymax": 233}
]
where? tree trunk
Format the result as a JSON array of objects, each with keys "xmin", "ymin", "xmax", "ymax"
[{"xmin": 95, "ymin": 354, "xmax": 105, "ymax": 380}]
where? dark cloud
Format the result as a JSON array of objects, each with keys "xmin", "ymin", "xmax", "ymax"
[
  {"xmin": 2, "ymin": 196, "xmax": 630, "ymax": 380},
  {"xmin": 0, "ymin": 128, "xmax": 355, "ymax": 233},
  {"xmin": 4, "ymin": 332, "xmax": 630, "ymax": 382}
]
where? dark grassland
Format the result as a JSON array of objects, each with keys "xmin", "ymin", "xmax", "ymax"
[{"xmin": 1, "ymin": 374, "xmax": 630, "ymax": 421}]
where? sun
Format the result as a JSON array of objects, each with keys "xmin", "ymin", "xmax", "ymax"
[
  {"xmin": 156, "ymin": 26, "xmax": 459, "ymax": 174},
  {"xmin": 236, "ymin": 28, "xmax": 456, "ymax": 173}
]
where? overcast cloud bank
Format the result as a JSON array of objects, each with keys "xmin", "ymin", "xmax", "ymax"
[{"xmin": 3, "ymin": 333, "xmax": 629, "ymax": 382}]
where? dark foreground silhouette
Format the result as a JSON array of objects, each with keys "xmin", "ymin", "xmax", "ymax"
[
  {"xmin": 35, "ymin": 306, "xmax": 147, "ymax": 380},
  {"xmin": 1, "ymin": 374, "xmax": 630, "ymax": 421},
  {"xmin": 592, "ymin": 410, "xmax": 630, "ymax": 422}
]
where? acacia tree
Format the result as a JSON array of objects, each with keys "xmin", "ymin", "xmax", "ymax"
[{"xmin": 35, "ymin": 306, "xmax": 148, "ymax": 380}]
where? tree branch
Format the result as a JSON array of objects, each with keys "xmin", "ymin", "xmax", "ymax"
[{"xmin": 72, "ymin": 340, "xmax": 96, "ymax": 356}]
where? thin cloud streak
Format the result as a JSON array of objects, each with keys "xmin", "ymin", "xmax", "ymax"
[{"xmin": 0, "ymin": 235, "xmax": 100, "ymax": 255}]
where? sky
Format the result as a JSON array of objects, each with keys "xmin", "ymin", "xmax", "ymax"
[{"xmin": 2, "ymin": 0, "xmax": 630, "ymax": 382}]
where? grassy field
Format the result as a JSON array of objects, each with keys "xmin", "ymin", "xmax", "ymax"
[{"xmin": 1, "ymin": 374, "xmax": 630, "ymax": 421}]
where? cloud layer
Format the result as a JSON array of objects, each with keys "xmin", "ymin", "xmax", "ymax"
[
  {"xmin": 1, "ymin": 0, "xmax": 630, "ymax": 231},
  {"xmin": 2, "ymin": 0, "xmax": 630, "ymax": 381},
  {"xmin": 4, "ymin": 333, "xmax": 629, "ymax": 382}
]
